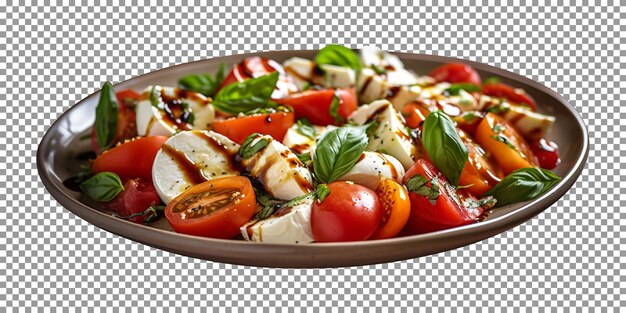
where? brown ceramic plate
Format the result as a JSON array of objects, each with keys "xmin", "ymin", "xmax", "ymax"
[{"xmin": 37, "ymin": 50, "xmax": 588, "ymax": 268}]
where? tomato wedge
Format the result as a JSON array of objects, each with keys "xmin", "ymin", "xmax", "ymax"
[
  {"xmin": 481, "ymin": 83, "xmax": 536, "ymax": 111},
  {"xmin": 531, "ymin": 138, "xmax": 560, "ymax": 169},
  {"xmin": 92, "ymin": 136, "xmax": 168, "ymax": 180},
  {"xmin": 165, "ymin": 176, "xmax": 256, "ymax": 239},
  {"xmin": 212, "ymin": 111, "xmax": 295, "ymax": 144},
  {"xmin": 105, "ymin": 178, "xmax": 161, "ymax": 224},
  {"xmin": 401, "ymin": 159, "xmax": 483, "ymax": 235},
  {"xmin": 275, "ymin": 88, "xmax": 357, "ymax": 126},
  {"xmin": 457, "ymin": 129, "xmax": 502, "ymax": 196},
  {"xmin": 428, "ymin": 63, "xmax": 482, "ymax": 85},
  {"xmin": 474, "ymin": 113, "xmax": 538, "ymax": 174},
  {"xmin": 369, "ymin": 179, "xmax": 411, "ymax": 240}
]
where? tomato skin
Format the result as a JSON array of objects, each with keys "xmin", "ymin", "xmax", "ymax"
[
  {"xmin": 457, "ymin": 129, "xmax": 502, "ymax": 196},
  {"xmin": 369, "ymin": 179, "xmax": 411, "ymax": 240},
  {"xmin": 311, "ymin": 182, "xmax": 383, "ymax": 242},
  {"xmin": 481, "ymin": 83, "xmax": 536, "ymax": 111},
  {"xmin": 91, "ymin": 90, "xmax": 139, "ymax": 154},
  {"xmin": 401, "ymin": 102, "xmax": 430, "ymax": 129},
  {"xmin": 531, "ymin": 138, "xmax": 560, "ymax": 169},
  {"xmin": 429, "ymin": 63, "xmax": 482, "ymax": 85},
  {"xmin": 165, "ymin": 177, "xmax": 256, "ymax": 239},
  {"xmin": 275, "ymin": 88, "xmax": 357, "ymax": 126},
  {"xmin": 216, "ymin": 57, "xmax": 298, "ymax": 98},
  {"xmin": 401, "ymin": 159, "xmax": 482, "ymax": 235},
  {"xmin": 92, "ymin": 136, "xmax": 168, "ymax": 180},
  {"xmin": 105, "ymin": 178, "xmax": 161, "ymax": 224},
  {"xmin": 212, "ymin": 111, "xmax": 295, "ymax": 144},
  {"xmin": 474, "ymin": 113, "xmax": 538, "ymax": 175}
]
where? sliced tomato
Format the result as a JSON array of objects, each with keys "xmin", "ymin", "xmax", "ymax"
[
  {"xmin": 369, "ymin": 179, "xmax": 411, "ymax": 240},
  {"xmin": 457, "ymin": 129, "xmax": 502, "ymax": 196},
  {"xmin": 401, "ymin": 102, "xmax": 431, "ymax": 129},
  {"xmin": 164, "ymin": 176, "xmax": 256, "ymax": 239},
  {"xmin": 311, "ymin": 182, "xmax": 383, "ymax": 242},
  {"xmin": 429, "ymin": 63, "xmax": 482, "ymax": 85},
  {"xmin": 91, "ymin": 89, "xmax": 139, "ymax": 154},
  {"xmin": 401, "ymin": 159, "xmax": 483, "ymax": 235},
  {"xmin": 217, "ymin": 57, "xmax": 298, "ymax": 98},
  {"xmin": 454, "ymin": 111, "xmax": 484, "ymax": 136},
  {"xmin": 92, "ymin": 136, "xmax": 168, "ymax": 180},
  {"xmin": 212, "ymin": 111, "xmax": 295, "ymax": 144},
  {"xmin": 531, "ymin": 138, "xmax": 560, "ymax": 169},
  {"xmin": 105, "ymin": 178, "xmax": 161, "ymax": 224},
  {"xmin": 474, "ymin": 113, "xmax": 538, "ymax": 174},
  {"xmin": 481, "ymin": 83, "xmax": 536, "ymax": 111},
  {"xmin": 275, "ymin": 88, "xmax": 357, "ymax": 126}
]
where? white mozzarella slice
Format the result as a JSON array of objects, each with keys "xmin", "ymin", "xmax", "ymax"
[
  {"xmin": 357, "ymin": 68, "xmax": 389, "ymax": 104},
  {"xmin": 337, "ymin": 152, "xmax": 405, "ymax": 190},
  {"xmin": 318, "ymin": 64, "xmax": 356, "ymax": 88},
  {"xmin": 419, "ymin": 82, "xmax": 451, "ymax": 99},
  {"xmin": 241, "ymin": 197, "xmax": 314, "ymax": 244},
  {"xmin": 348, "ymin": 100, "xmax": 418, "ymax": 170},
  {"xmin": 282, "ymin": 124, "xmax": 326, "ymax": 155},
  {"xmin": 152, "ymin": 130, "xmax": 240, "ymax": 204},
  {"xmin": 447, "ymin": 89, "xmax": 478, "ymax": 111},
  {"xmin": 386, "ymin": 69, "xmax": 419, "ymax": 86},
  {"xmin": 360, "ymin": 45, "xmax": 405, "ymax": 71},
  {"xmin": 135, "ymin": 86, "xmax": 215, "ymax": 136},
  {"xmin": 283, "ymin": 57, "xmax": 315, "ymax": 90},
  {"xmin": 242, "ymin": 135, "xmax": 313, "ymax": 200},
  {"xmin": 387, "ymin": 85, "xmax": 422, "ymax": 111},
  {"xmin": 479, "ymin": 95, "xmax": 555, "ymax": 140}
]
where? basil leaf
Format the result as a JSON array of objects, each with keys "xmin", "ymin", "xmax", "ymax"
[
  {"xmin": 313, "ymin": 125, "xmax": 368, "ymax": 183},
  {"xmin": 296, "ymin": 152, "xmax": 312, "ymax": 163},
  {"xmin": 484, "ymin": 168, "xmax": 561, "ymax": 206},
  {"xmin": 328, "ymin": 91, "xmax": 344, "ymax": 125},
  {"xmin": 212, "ymin": 72, "xmax": 279, "ymax": 114},
  {"xmin": 296, "ymin": 118, "xmax": 317, "ymax": 139},
  {"xmin": 95, "ymin": 81, "xmax": 119, "ymax": 150},
  {"xmin": 253, "ymin": 185, "xmax": 284, "ymax": 220},
  {"xmin": 178, "ymin": 63, "xmax": 225, "ymax": 97},
  {"xmin": 315, "ymin": 45, "xmax": 362, "ymax": 70},
  {"xmin": 79, "ymin": 172, "xmax": 124, "ymax": 202},
  {"xmin": 239, "ymin": 133, "xmax": 271, "ymax": 159},
  {"xmin": 482, "ymin": 76, "xmax": 501, "ymax": 85},
  {"xmin": 405, "ymin": 174, "xmax": 439, "ymax": 205},
  {"xmin": 421, "ymin": 110, "xmax": 468, "ymax": 186},
  {"xmin": 315, "ymin": 184, "xmax": 330, "ymax": 202},
  {"xmin": 444, "ymin": 83, "xmax": 481, "ymax": 96}
]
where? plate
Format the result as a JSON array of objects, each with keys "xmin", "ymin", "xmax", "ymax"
[{"xmin": 37, "ymin": 50, "xmax": 588, "ymax": 267}]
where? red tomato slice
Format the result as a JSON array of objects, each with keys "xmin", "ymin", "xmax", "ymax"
[
  {"xmin": 481, "ymin": 83, "xmax": 536, "ymax": 111},
  {"xmin": 217, "ymin": 57, "xmax": 298, "ymax": 98},
  {"xmin": 531, "ymin": 138, "xmax": 560, "ymax": 169},
  {"xmin": 91, "ymin": 89, "xmax": 139, "ymax": 154},
  {"xmin": 165, "ymin": 176, "xmax": 256, "ymax": 239},
  {"xmin": 401, "ymin": 159, "xmax": 483, "ymax": 235},
  {"xmin": 105, "ymin": 178, "xmax": 161, "ymax": 224},
  {"xmin": 92, "ymin": 136, "xmax": 168, "ymax": 180},
  {"xmin": 429, "ymin": 63, "xmax": 482, "ymax": 85},
  {"xmin": 311, "ymin": 181, "xmax": 383, "ymax": 242},
  {"xmin": 274, "ymin": 88, "xmax": 357, "ymax": 126},
  {"xmin": 212, "ymin": 111, "xmax": 295, "ymax": 144}
]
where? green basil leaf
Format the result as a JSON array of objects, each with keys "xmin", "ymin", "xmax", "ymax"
[
  {"xmin": 79, "ymin": 172, "xmax": 124, "ymax": 202},
  {"xmin": 421, "ymin": 110, "xmax": 468, "ymax": 186},
  {"xmin": 315, "ymin": 44, "xmax": 361, "ymax": 70},
  {"xmin": 405, "ymin": 174, "xmax": 439, "ymax": 205},
  {"xmin": 313, "ymin": 125, "xmax": 368, "ymax": 183},
  {"xmin": 252, "ymin": 185, "xmax": 284, "ymax": 220},
  {"xmin": 296, "ymin": 152, "xmax": 312, "ymax": 163},
  {"xmin": 178, "ymin": 63, "xmax": 226, "ymax": 97},
  {"xmin": 482, "ymin": 76, "xmax": 501, "ymax": 85},
  {"xmin": 315, "ymin": 184, "xmax": 330, "ymax": 202},
  {"xmin": 95, "ymin": 81, "xmax": 119, "ymax": 150},
  {"xmin": 484, "ymin": 168, "xmax": 561, "ymax": 206},
  {"xmin": 296, "ymin": 118, "xmax": 317, "ymax": 139},
  {"xmin": 328, "ymin": 91, "xmax": 345, "ymax": 125},
  {"xmin": 212, "ymin": 72, "xmax": 279, "ymax": 114},
  {"xmin": 444, "ymin": 83, "xmax": 481, "ymax": 96},
  {"xmin": 239, "ymin": 133, "xmax": 271, "ymax": 159}
]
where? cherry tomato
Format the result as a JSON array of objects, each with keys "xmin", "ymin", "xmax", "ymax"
[
  {"xmin": 275, "ymin": 88, "xmax": 357, "ymax": 126},
  {"xmin": 217, "ymin": 57, "xmax": 298, "ymax": 99},
  {"xmin": 457, "ymin": 129, "xmax": 502, "ymax": 196},
  {"xmin": 531, "ymin": 138, "xmax": 560, "ymax": 169},
  {"xmin": 105, "ymin": 178, "xmax": 161, "ymax": 224},
  {"xmin": 481, "ymin": 83, "xmax": 536, "ymax": 111},
  {"xmin": 429, "ymin": 63, "xmax": 482, "ymax": 85},
  {"xmin": 369, "ymin": 179, "xmax": 411, "ymax": 240},
  {"xmin": 474, "ymin": 113, "xmax": 538, "ymax": 175},
  {"xmin": 211, "ymin": 111, "xmax": 295, "ymax": 144},
  {"xmin": 92, "ymin": 136, "xmax": 168, "ymax": 180},
  {"xmin": 91, "ymin": 90, "xmax": 140, "ymax": 154},
  {"xmin": 311, "ymin": 181, "xmax": 383, "ymax": 242},
  {"xmin": 401, "ymin": 159, "xmax": 483, "ymax": 235},
  {"xmin": 165, "ymin": 176, "xmax": 256, "ymax": 239}
]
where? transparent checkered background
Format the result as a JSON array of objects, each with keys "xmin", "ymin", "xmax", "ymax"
[{"xmin": 1, "ymin": 0, "xmax": 624, "ymax": 311}]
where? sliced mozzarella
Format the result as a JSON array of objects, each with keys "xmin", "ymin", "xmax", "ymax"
[
  {"xmin": 479, "ymin": 95, "xmax": 556, "ymax": 140},
  {"xmin": 386, "ymin": 69, "xmax": 419, "ymax": 86},
  {"xmin": 348, "ymin": 100, "xmax": 418, "ymax": 170},
  {"xmin": 241, "ymin": 197, "xmax": 314, "ymax": 244},
  {"xmin": 360, "ymin": 45, "xmax": 405, "ymax": 71},
  {"xmin": 136, "ymin": 86, "xmax": 215, "ymax": 137},
  {"xmin": 447, "ymin": 89, "xmax": 478, "ymax": 111},
  {"xmin": 242, "ymin": 134, "xmax": 313, "ymax": 200},
  {"xmin": 357, "ymin": 68, "xmax": 389, "ymax": 104},
  {"xmin": 336, "ymin": 152, "xmax": 405, "ymax": 190},
  {"xmin": 282, "ymin": 124, "xmax": 326, "ymax": 155},
  {"xmin": 387, "ymin": 85, "xmax": 422, "ymax": 111},
  {"xmin": 283, "ymin": 57, "xmax": 316, "ymax": 90},
  {"xmin": 419, "ymin": 82, "xmax": 451, "ymax": 99},
  {"xmin": 317, "ymin": 64, "xmax": 356, "ymax": 88},
  {"xmin": 152, "ymin": 130, "xmax": 240, "ymax": 204}
]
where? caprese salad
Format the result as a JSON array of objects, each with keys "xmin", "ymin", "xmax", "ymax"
[{"xmin": 75, "ymin": 45, "xmax": 562, "ymax": 243}]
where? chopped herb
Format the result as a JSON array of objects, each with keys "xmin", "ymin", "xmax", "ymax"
[
  {"xmin": 239, "ymin": 133, "xmax": 271, "ymax": 159},
  {"xmin": 482, "ymin": 76, "xmax": 501, "ymax": 85},
  {"xmin": 405, "ymin": 174, "xmax": 439, "ymax": 205},
  {"xmin": 328, "ymin": 91, "xmax": 344, "ymax": 125},
  {"xmin": 444, "ymin": 83, "xmax": 481, "ymax": 96},
  {"xmin": 296, "ymin": 152, "xmax": 312, "ymax": 163},
  {"xmin": 491, "ymin": 134, "xmax": 518, "ymax": 152},
  {"xmin": 296, "ymin": 118, "xmax": 317, "ymax": 139},
  {"xmin": 492, "ymin": 123, "xmax": 505, "ymax": 133}
]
